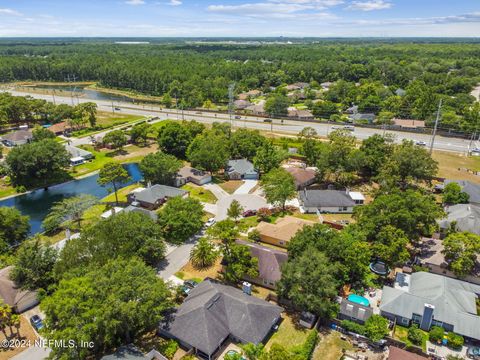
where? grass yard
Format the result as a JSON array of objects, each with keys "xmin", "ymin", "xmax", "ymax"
[
  {"xmin": 433, "ymin": 150, "xmax": 480, "ymax": 183},
  {"xmin": 218, "ymin": 180, "xmax": 244, "ymax": 194},
  {"xmin": 312, "ymin": 330, "xmax": 354, "ymax": 360},
  {"xmin": 0, "ymin": 316, "xmax": 38, "ymax": 360},
  {"xmin": 95, "ymin": 111, "xmax": 144, "ymax": 128},
  {"xmin": 266, "ymin": 314, "xmax": 311, "ymax": 350},
  {"xmin": 102, "ymin": 183, "xmax": 141, "ymax": 203},
  {"xmin": 0, "ymin": 182, "xmax": 16, "ymax": 199},
  {"xmin": 393, "ymin": 325, "xmax": 428, "ymax": 352},
  {"xmin": 175, "ymin": 258, "xmax": 222, "ymax": 283},
  {"xmin": 181, "ymin": 184, "xmax": 217, "ymax": 204}
]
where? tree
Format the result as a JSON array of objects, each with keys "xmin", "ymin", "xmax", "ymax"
[
  {"xmin": 10, "ymin": 238, "xmax": 58, "ymax": 291},
  {"xmin": 222, "ymin": 242, "xmax": 259, "ymax": 283},
  {"xmin": 158, "ymin": 197, "xmax": 204, "ymax": 245},
  {"xmin": 240, "ymin": 343, "xmax": 265, "ymax": 360},
  {"xmin": 264, "ymin": 94, "xmax": 289, "ymax": 117},
  {"xmin": 162, "ymin": 93, "xmax": 172, "ymax": 108},
  {"xmin": 130, "ymin": 122, "xmax": 151, "ymax": 146},
  {"xmin": 139, "ymin": 151, "xmax": 182, "ymax": 186},
  {"xmin": 157, "ymin": 121, "xmax": 192, "ymax": 158},
  {"xmin": 190, "ymin": 237, "xmax": 219, "ymax": 269},
  {"xmin": 253, "ymin": 141, "xmax": 285, "ymax": 174},
  {"xmin": 6, "ymin": 139, "xmax": 70, "ymax": 188},
  {"xmin": 227, "ymin": 200, "xmax": 243, "ymax": 222},
  {"xmin": 42, "ymin": 194, "xmax": 98, "ymax": 232},
  {"xmin": 230, "ymin": 129, "xmax": 266, "ymax": 160},
  {"xmin": 298, "ymin": 127, "xmax": 317, "ymax": 139},
  {"xmin": 354, "ymin": 190, "xmax": 443, "ymax": 243},
  {"xmin": 442, "ymin": 182, "xmax": 469, "ymax": 204},
  {"xmin": 371, "ymin": 226, "xmax": 410, "ymax": 268},
  {"xmin": 364, "ymin": 315, "xmax": 389, "ymax": 342},
  {"xmin": 278, "ymin": 249, "xmax": 339, "ymax": 318},
  {"xmin": 32, "ymin": 126, "xmax": 55, "ymax": 142},
  {"xmin": 97, "ymin": 162, "xmax": 131, "ymax": 205},
  {"xmin": 0, "ymin": 207, "xmax": 30, "ymax": 251},
  {"xmin": 442, "ymin": 232, "xmax": 480, "ymax": 277},
  {"xmin": 103, "ymin": 130, "xmax": 127, "ymax": 151},
  {"xmin": 42, "ymin": 258, "xmax": 171, "ymax": 359},
  {"xmin": 260, "ymin": 168, "xmax": 296, "ymax": 210},
  {"xmin": 75, "ymin": 102, "xmax": 97, "ymax": 127},
  {"xmin": 407, "ymin": 324, "xmax": 424, "ymax": 345},
  {"xmin": 358, "ymin": 134, "xmax": 394, "ymax": 178},
  {"xmin": 187, "ymin": 130, "xmax": 230, "ymax": 173},
  {"xmin": 55, "ymin": 212, "xmax": 166, "ymax": 275},
  {"xmin": 312, "ymin": 100, "xmax": 339, "ymax": 119}
]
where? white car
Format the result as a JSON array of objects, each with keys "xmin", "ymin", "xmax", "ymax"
[
  {"xmin": 205, "ymin": 218, "xmax": 216, "ymax": 227},
  {"xmin": 415, "ymin": 140, "xmax": 427, "ymax": 147}
]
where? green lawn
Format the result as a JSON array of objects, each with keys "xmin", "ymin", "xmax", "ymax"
[
  {"xmin": 313, "ymin": 330, "xmax": 354, "ymax": 360},
  {"xmin": 394, "ymin": 325, "xmax": 428, "ymax": 352},
  {"xmin": 71, "ymin": 112, "xmax": 145, "ymax": 138},
  {"xmin": 266, "ymin": 314, "xmax": 311, "ymax": 350},
  {"xmin": 181, "ymin": 184, "xmax": 217, "ymax": 204},
  {"xmin": 102, "ymin": 183, "xmax": 141, "ymax": 203}
]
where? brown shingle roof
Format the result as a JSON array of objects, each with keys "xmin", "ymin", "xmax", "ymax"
[
  {"xmin": 256, "ymin": 216, "xmax": 316, "ymax": 243},
  {"xmin": 48, "ymin": 122, "xmax": 70, "ymax": 134},
  {"xmin": 388, "ymin": 346, "xmax": 426, "ymax": 360},
  {"xmin": 284, "ymin": 167, "xmax": 316, "ymax": 188},
  {"xmin": 0, "ymin": 266, "xmax": 38, "ymax": 313}
]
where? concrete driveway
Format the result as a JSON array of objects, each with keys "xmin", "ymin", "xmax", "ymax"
[
  {"xmin": 233, "ymin": 180, "xmax": 258, "ymax": 195},
  {"xmin": 216, "ymin": 194, "xmax": 268, "ymax": 221}
]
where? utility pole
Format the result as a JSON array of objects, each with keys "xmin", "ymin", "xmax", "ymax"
[
  {"xmin": 429, "ymin": 98, "xmax": 442, "ymax": 155},
  {"xmin": 228, "ymin": 83, "xmax": 235, "ymax": 127}
]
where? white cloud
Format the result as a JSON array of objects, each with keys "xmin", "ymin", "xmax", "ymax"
[
  {"xmin": 347, "ymin": 0, "xmax": 391, "ymax": 11},
  {"xmin": 0, "ymin": 8, "xmax": 22, "ymax": 16},
  {"xmin": 125, "ymin": 0, "xmax": 146, "ymax": 5},
  {"xmin": 168, "ymin": 0, "xmax": 182, "ymax": 5}
]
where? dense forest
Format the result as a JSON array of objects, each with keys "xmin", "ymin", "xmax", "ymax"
[{"xmin": 0, "ymin": 39, "xmax": 479, "ymax": 132}]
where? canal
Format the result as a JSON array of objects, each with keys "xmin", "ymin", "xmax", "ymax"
[{"xmin": 0, "ymin": 163, "xmax": 143, "ymax": 235}]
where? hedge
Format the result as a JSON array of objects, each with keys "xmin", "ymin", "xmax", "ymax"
[
  {"xmin": 340, "ymin": 320, "xmax": 366, "ymax": 336},
  {"xmin": 429, "ymin": 326, "xmax": 445, "ymax": 343},
  {"xmin": 447, "ymin": 332, "xmax": 464, "ymax": 349}
]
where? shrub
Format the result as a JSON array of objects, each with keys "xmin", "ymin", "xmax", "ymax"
[
  {"xmin": 429, "ymin": 326, "xmax": 445, "ymax": 343},
  {"xmin": 340, "ymin": 320, "xmax": 366, "ymax": 335},
  {"xmin": 159, "ymin": 340, "xmax": 179, "ymax": 359},
  {"xmin": 407, "ymin": 324, "xmax": 424, "ymax": 345},
  {"xmin": 364, "ymin": 315, "xmax": 389, "ymax": 342},
  {"xmin": 447, "ymin": 332, "xmax": 464, "ymax": 349},
  {"xmin": 294, "ymin": 329, "xmax": 318, "ymax": 360},
  {"xmin": 248, "ymin": 229, "xmax": 261, "ymax": 242}
]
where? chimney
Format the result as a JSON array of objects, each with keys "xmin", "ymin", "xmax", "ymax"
[
  {"xmin": 420, "ymin": 303, "xmax": 435, "ymax": 331},
  {"xmin": 242, "ymin": 282, "xmax": 252, "ymax": 296},
  {"xmin": 147, "ymin": 181, "xmax": 152, "ymax": 189},
  {"xmin": 345, "ymin": 188, "xmax": 350, "ymax": 195}
]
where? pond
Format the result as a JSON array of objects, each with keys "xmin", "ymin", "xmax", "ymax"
[
  {"xmin": 0, "ymin": 163, "xmax": 143, "ymax": 235},
  {"xmin": 32, "ymin": 84, "xmax": 136, "ymax": 103}
]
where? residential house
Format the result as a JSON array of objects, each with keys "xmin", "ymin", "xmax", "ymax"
[
  {"xmin": 320, "ymin": 82, "xmax": 333, "ymax": 91},
  {"xmin": 225, "ymin": 159, "xmax": 259, "ymax": 180},
  {"xmin": 438, "ymin": 203, "xmax": 480, "ymax": 236},
  {"xmin": 124, "ymin": 205, "xmax": 159, "ymax": 221},
  {"xmin": 175, "ymin": 166, "xmax": 212, "ymax": 187},
  {"xmin": 288, "ymin": 109, "xmax": 314, "ymax": 120},
  {"xmin": 298, "ymin": 189, "xmax": 365, "ymax": 214},
  {"xmin": 380, "ymin": 271, "xmax": 480, "ymax": 341},
  {"xmin": 238, "ymin": 90, "xmax": 262, "ymax": 100},
  {"xmin": 418, "ymin": 237, "xmax": 480, "ymax": 285},
  {"xmin": 101, "ymin": 345, "xmax": 167, "ymax": 360},
  {"xmin": 127, "ymin": 184, "xmax": 188, "ymax": 210},
  {"xmin": 345, "ymin": 105, "xmax": 358, "ymax": 114},
  {"xmin": 348, "ymin": 113, "xmax": 376, "ymax": 124},
  {"xmin": 159, "ymin": 279, "xmax": 282, "ymax": 360},
  {"xmin": 0, "ymin": 266, "xmax": 39, "ymax": 313},
  {"xmin": 64, "ymin": 144, "xmax": 94, "ymax": 166},
  {"xmin": 287, "ymin": 92, "xmax": 307, "ymax": 101},
  {"xmin": 234, "ymin": 100, "xmax": 252, "ymax": 110},
  {"xmin": 395, "ymin": 88, "xmax": 407, "ymax": 97},
  {"xmin": 0, "ymin": 129, "xmax": 32, "ymax": 147},
  {"xmin": 392, "ymin": 118, "xmax": 426, "ymax": 129},
  {"xmin": 338, "ymin": 299, "xmax": 373, "ymax": 325},
  {"xmin": 256, "ymin": 216, "xmax": 316, "ymax": 248},
  {"xmin": 443, "ymin": 179, "xmax": 480, "ymax": 205},
  {"xmin": 245, "ymin": 102, "xmax": 266, "ymax": 116},
  {"xmin": 388, "ymin": 347, "xmax": 426, "ymax": 360},
  {"xmin": 235, "ymin": 240, "xmax": 288, "ymax": 289},
  {"xmin": 47, "ymin": 121, "xmax": 71, "ymax": 136},
  {"xmin": 283, "ymin": 167, "xmax": 316, "ymax": 190}
]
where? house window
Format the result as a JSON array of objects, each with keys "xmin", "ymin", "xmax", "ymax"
[
  {"xmin": 412, "ymin": 314, "xmax": 422, "ymax": 324},
  {"xmin": 279, "ymin": 241, "xmax": 285, "ymax": 246},
  {"xmin": 401, "ymin": 318, "xmax": 410, "ymax": 325},
  {"xmin": 432, "ymin": 319, "xmax": 444, "ymax": 328}
]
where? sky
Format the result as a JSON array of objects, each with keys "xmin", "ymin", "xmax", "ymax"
[{"xmin": 0, "ymin": 0, "xmax": 479, "ymax": 37}]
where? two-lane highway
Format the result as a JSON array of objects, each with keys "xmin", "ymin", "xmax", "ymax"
[{"xmin": 2, "ymin": 88, "xmax": 477, "ymax": 154}]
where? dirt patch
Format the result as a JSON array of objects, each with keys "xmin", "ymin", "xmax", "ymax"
[
  {"xmin": 219, "ymin": 180, "xmax": 245, "ymax": 194},
  {"xmin": 433, "ymin": 150, "xmax": 480, "ymax": 184},
  {"xmin": 177, "ymin": 258, "xmax": 223, "ymax": 282},
  {"xmin": 0, "ymin": 316, "xmax": 39, "ymax": 360},
  {"xmin": 312, "ymin": 329, "xmax": 354, "ymax": 360}
]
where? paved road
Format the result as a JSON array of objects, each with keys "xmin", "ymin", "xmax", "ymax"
[
  {"xmin": 156, "ymin": 236, "xmax": 200, "ymax": 280},
  {"xmin": 3, "ymin": 88, "xmax": 478, "ymax": 154}
]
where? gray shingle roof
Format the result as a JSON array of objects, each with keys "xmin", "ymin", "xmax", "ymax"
[
  {"xmin": 1, "ymin": 129, "xmax": 32, "ymax": 142},
  {"xmin": 160, "ymin": 279, "xmax": 282, "ymax": 356},
  {"xmin": 101, "ymin": 345, "xmax": 167, "ymax": 360},
  {"xmin": 124, "ymin": 205, "xmax": 158, "ymax": 221},
  {"xmin": 380, "ymin": 272, "xmax": 480, "ymax": 340},
  {"xmin": 227, "ymin": 159, "xmax": 258, "ymax": 176},
  {"xmin": 445, "ymin": 179, "xmax": 480, "ymax": 205},
  {"xmin": 340, "ymin": 299, "xmax": 373, "ymax": 323},
  {"xmin": 299, "ymin": 189, "xmax": 355, "ymax": 208},
  {"xmin": 132, "ymin": 185, "xmax": 187, "ymax": 204},
  {"xmin": 438, "ymin": 204, "xmax": 480, "ymax": 235}
]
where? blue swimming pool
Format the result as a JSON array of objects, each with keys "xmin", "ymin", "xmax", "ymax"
[{"xmin": 348, "ymin": 294, "xmax": 370, "ymax": 307}]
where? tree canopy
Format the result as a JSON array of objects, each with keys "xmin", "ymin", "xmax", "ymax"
[{"xmin": 139, "ymin": 151, "xmax": 182, "ymax": 186}]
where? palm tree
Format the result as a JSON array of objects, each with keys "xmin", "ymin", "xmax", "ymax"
[
  {"xmin": 190, "ymin": 238, "xmax": 219, "ymax": 269},
  {"xmin": 10, "ymin": 314, "xmax": 20, "ymax": 338}
]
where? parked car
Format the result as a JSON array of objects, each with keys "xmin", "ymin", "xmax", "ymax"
[
  {"xmin": 205, "ymin": 218, "xmax": 216, "ymax": 227},
  {"xmin": 114, "ymin": 107, "xmax": 121, "ymax": 111},
  {"xmin": 263, "ymin": 119, "xmax": 272, "ymax": 123},
  {"xmin": 235, "ymin": 115, "xmax": 241, "ymax": 119},
  {"xmin": 242, "ymin": 210, "xmax": 257, "ymax": 217},
  {"xmin": 182, "ymin": 279, "xmax": 199, "ymax": 295},
  {"xmin": 415, "ymin": 140, "xmax": 427, "ymax": 147},
  {"xmin": 343, "ymin": 125, "xmax": 355, "ymax": 131},
  {"xmin": 30, "ymin": 315, "xmax": 44, "ymax": 331}
]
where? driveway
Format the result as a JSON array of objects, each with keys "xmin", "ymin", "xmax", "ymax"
[
  {"xmin": 233, "ymin": 180, "xmax": 258, "ymax": 195},
  {"xmin": 203, "ymin": 183, "xmax": 229, "ymax": 200},
  {"xmin": 11, "ymin": 345, "xmax": 51, "ymax": 360},
  {"xmin": 216, "ymin": 194, "xmax": 268, "ymax": 221}
]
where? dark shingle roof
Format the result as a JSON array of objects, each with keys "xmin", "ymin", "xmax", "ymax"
[
  {"xmin": 227, "ymin": 159, "xmax": 257, "ymax": 176},
  {"xmin": 1, "ymin": 129, "xmax": 32, "ymax": 142},
  {"xmin": 101, "ymin": 345, "xmax": 167, "ymax": 360},
  {"xmin": 132, "ymin": 185, "xmax": 187, "ymax": 204},
  {"xmin": 444, "ymin": 179, "xmax": 480, "ymax": 204},
  {"xmin": 340, "ymin": 299, "xmax": 373, "ymax": 323},
  {"xmin": 124, "ymin": 205, "xmax": 158, "ymax": 221},
  {"xmin": 299, "ymin": 189, "xmax": 355, "ymax": 208},
  {"xmin": 160, "ymin": 279, "xmax": 282, "ymax": 356}
]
